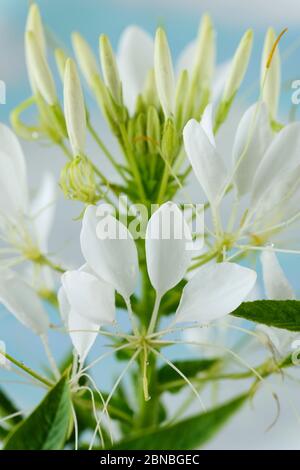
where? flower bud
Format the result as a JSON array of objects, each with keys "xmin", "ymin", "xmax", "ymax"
[
  {"xmin": 143, "ymin": 68, "xmax": 159, "ymax": 108},
  {"xmin": 25, "ymin": 31, "xmax": 57, "ymax": 105},
  {"xmin": 214, "ymin": 29, "xmax": 253, "ymax": 131},
  {"xmin": 147, "ymin": 106, "xmax": 161, "ymax": 154},
  {"xmin": 175, "ymin": 69, "xmax": 189, "ymax": 130},
  {"xmin": 161, "ymin": 119, "xmax": 178, "ymax": 162},
  {"xmin": 54, "ymin": 48, "xmax": 67, "ymax": 82},
  {"xmin": 135, "ymin": 113, "xmax": 147, "ymax": 155},
  {"xmin": 261, "ymin": 27, "xmax": 281, "ymax": 121},
  {"xmin": 192, "ymin": 14, "xmax": 215, "ymax": 87},
  {"xmin": 64, "ymin": 59, "xmax": 86, "ymax": 156},
  {"xmin": 60, "ymin": 155, "xmax": 100, "ymax": 204},
  {"xmin": 72, "ymin": 32, "xmax": 100, "ymax": 89},
  {"xmin": 26, "ymin": 3, "xmax": 46, "ymax": 56},
  {"xmin": 154, "ymin": 28, "xmax": 175, "ymax": 117},
  {"xmin": 222, "ymin": 29, "xmax": 253, "ymax": 103},
  {"xmin": 99, "ymin": 34, "xmax": 122, "ymax": 105}
]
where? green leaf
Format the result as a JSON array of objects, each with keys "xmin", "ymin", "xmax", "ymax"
[
  {"xmin": 158, "ymin": 359, "xmax": 219, "ymax": 393},
  {"xmin": 232, "ymin": 300, "xmax": 300, "ymax": 331},
  {"xmin": 4, "ymin": 374, "xmax": 71, "ymax": 450},
  {"xmin": 0, "ymin": 388, "xmax": 22, "ymax": 439},
  {"xmin": 110, "ymin": 394, "xmax": 247, "ymax": 450}
]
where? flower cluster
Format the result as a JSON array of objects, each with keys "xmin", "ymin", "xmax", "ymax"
[{"xmin": 0, "ymin": 3, "xmax": 299, "ymax": 452}]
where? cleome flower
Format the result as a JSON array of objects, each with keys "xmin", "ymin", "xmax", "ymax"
[
  {"xmin": 183, "ymin": 102, "xmax": 300, "ymax": 262},
  {"xmin": 60, "ymin": 202, "xmax": 257, "ymax": 370},
  {"xmin": 0, "ymin": 123, "xmax": 56, "ymax": 270}
]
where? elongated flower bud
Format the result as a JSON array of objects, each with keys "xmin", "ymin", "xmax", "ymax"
[
  {"xmin": 161, "ymin": 119, "xmax": 178, "ymax": 162},
  {"xmin": 223, "ymin": 29, "xmax": 253, "ymax": 102},
  {"xmin": 26, "ymin": 3, "xmax": 46, "ymax": 56},
  {"xmin": 143, "ymin": 68, "xmax": 158, "ymax": 108},
  {"xmin": 99, "ymin": 34, "xmax": 122, "ymax": 104},
  {"xmin": 147, "ymin": 106, "xmax": 161, "ymax": 154},
  {"xmin": 64, "ymin": 59, "xmax": 86, "ymax": 156},
  {"xmin": 55, "ymin": 48, "xmax": 67, "ymax": 82},
  {"xmin": 214, "ymin": 29, "xmax": 253, "ymax": 131},
  {"xmin": 175, "ymin": 69, "xmax": 189, "ymax": 130},
  {"xmin": 154, "ymin": 28, "xmax": 175, "ymax": 117},
  {"xmin": 25, "ymin": 31, "xmax": 57, "ymax": 105},
  {"xmin": 72, "ymin": 32, "xmax": 100, "ymax": 89},
  {"xmin": 261, "ymin": 27, "xmax": 281, "ymax": 121},
  {"xmin": 192, "ymin": 14, "xmax": 215, "ymax": 87}
]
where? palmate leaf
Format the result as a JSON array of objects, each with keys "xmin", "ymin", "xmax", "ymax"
[
  {"xmin": 3, "ymin": 375, "xmax": 71, "ymax": 450},
  {"xmin": 110, "ymin": 394, "xmax": 247, "ymax": 450},
  {"xmin": 232, "ymin": 300, "xmax": 300, "ymax": 331},
  {"xmin": 158, "ymin": 358, "xmax": 219, "ymax": 393}
]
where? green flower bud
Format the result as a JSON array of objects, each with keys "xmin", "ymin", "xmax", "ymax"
[
  {"xmin": 143, "ymin": 68, "xmax": 159, "ymax": 108},
  {"xmin": 25, "ymin": 31, "xmax": 57, "ymax": 105},
  {"xmin": 214, "ymin": 29, "xmax": 253, "ymax": 131},
  {"xmin": 54, "ymin": 48, "xmax": 67, "ymax": 82},
  {"xmin": 72, "ymin": 32, "xmax": 100, "ymax": 89},
  {"xmin": 26, "ymin": 3, "xmax": 46, "ymax": 56},
  {"xmin": 154, "ymin": 28, "xmax": 175, "ymax": 117},
  {"xmin": 135, "ymin": 113, "xmax": 147, "ymax": 155},
  {"xmin": 64, "ymin": 59, "xmax": 87, "ymax": 157},
  {"xmin": 147, "ymin": 106, "xmax": 161, "ymax": 154},
  {"xmin": 161, "ymin": 118, "xmax": 178, "ymax": 162},
  {"xmin": 261, "ymin": 27, "xmax": 281, "ymax": 122},
  {"xmin": 175, "ymin": 69, "xmax": 189, "ymax": 131},
  {"xmin": 99, "ymin": 34, "xmax": 122, "ymax": 105},
  {"xmin": 223, "ymin": 29, "xmax": 253, "ymax": 103}
]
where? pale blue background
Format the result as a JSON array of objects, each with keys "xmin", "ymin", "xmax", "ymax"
[{"xmin": 1, "ymin": 0, "xmax": 300, "ymax": 449}]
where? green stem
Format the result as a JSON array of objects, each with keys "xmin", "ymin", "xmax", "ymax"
[
  {"xmin": 0, "ymin": 350, "xmax": 53, "ymax": 388},
  {"xmin": 87, "ymin": 121, "xmax": 125, "ymax": 178}
]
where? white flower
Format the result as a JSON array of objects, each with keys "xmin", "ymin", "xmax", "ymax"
[
  {"xmin": 59, "ymin": 265, "xmax": 115, "ymax": 362},
  {"xmin": 0, "ymin": 269, "xmax": 49, "ymax": 336},
  {"xmin": 60, "ymin": 202, "xmax": 256, "ymax": 361},
  {"xmin": 183, "ymin": 102, "xmax": 300, "ymax": 246},
  {"xmin": 257, "ymin": 249, "xmax": 299, "ymax": 358},
  {"xmin": 0, "ymin": 123, "xmax": 56, "ymax": 265}
]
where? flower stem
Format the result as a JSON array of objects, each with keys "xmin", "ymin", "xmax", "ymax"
[{"xmin": 0, "ymin": 350, "xmax": 53, "ymax": 388}]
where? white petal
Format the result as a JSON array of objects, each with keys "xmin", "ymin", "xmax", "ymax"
[
  {"xmin": 146, "ymin": 202, "xmax": 193, "ymax": 297},
  {"xmin": 80, "ymin": 205, "xmax": 138, "ymax": 299},
  {"xmin": 175, "ymin": 262, "xmax": 257, "ymax": 324},
  {"xmin": 30, "ymin": 172, "xmax": 56, "ymax": 252},
  {"xmin": 200, "ymin": 104, "xmax": 215, "ymax": 146},
  {"xmin": 118, "ymin": 26, "xmax": 154, "ymax": 114},
  {"xmin": 176, "ymin": 39, "xmax": 197, "ymax": 75},
  {"xmin": 62, "ymin": 270, "xmax": 115, "ymax": 324},
  {"xmin": 261, "ymin": 250, "xmax": 295, "ymax": 300},
  {"xmin": 58, "ymin": 284, "xmax": 98, "ymax": 361},
  {"xmin": 0, "ymin": 270, "xmax": 48, "ymax": 335},
  {"xmin": 57, "ymin": 286, "xmax": 70, "ymax": 325},
  {"xmin": 232, "ymin": 102, "xmax": 272, "ymax": 197},
  {"xmin": 0, "ymin": 124, "xmax": 28, "ymax": 217},
  {"xmin": 183, "ymin": 119, "xmax": 228, "ymax": 204},
  {"xmin": 251, "ymin": 122, "xmax": 300, "ymax": 207},
  {"xmin": 68, "ymin": 307, "xmax": 99, "ymax": 362}
]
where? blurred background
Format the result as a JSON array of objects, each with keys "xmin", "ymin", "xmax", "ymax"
[{"xmin": 1, "ymin": 0, "xmax": 300, "ymax": 449}]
